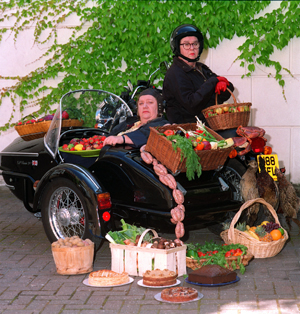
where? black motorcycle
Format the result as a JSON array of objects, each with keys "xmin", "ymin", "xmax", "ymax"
[{"xmin": 0, "ymin": 62, "xmax": 278, "ymax": 250}]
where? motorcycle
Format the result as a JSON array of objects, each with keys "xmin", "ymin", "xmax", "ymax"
[{"xmin": 0, "ymin": 61, "xmax": 280, "ymax": 251}]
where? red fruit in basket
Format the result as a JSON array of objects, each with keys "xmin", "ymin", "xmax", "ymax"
[
  {"xmin": 229, "ymin": 107, "xmax": 237, "ymax": 113},
  {"xmin": 237, "ymin": 106, "xmax": 245, "ymax": 112},
  {"xmin": 202, "ymin": 141, "xmax": 211, "ymax": 150},
  {"xmin": 214, "ymin": 107, "xmax": 223, "ymax": 115},
  {"xmin": 163, "ymin": 129, "xmax": 175, "ymax": 137},
  {"xmin": 62, "ymin": 111, "xmax": 69, "ymax": 119},
  {"xmin": 17, "ymin": 121, "xmax": 23, "ymax": 125},
  {"xmin": 70, "ymin": 138, "xmax": 80, "ymax": 145},
  {"xmin": 62, "ymin": 144, "xmax": 68, "ymax": 150}
]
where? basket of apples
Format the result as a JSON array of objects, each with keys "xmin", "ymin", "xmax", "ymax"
[{"xmin": 201, "ymin": 88, "xmax": 251, "ymax": 131}]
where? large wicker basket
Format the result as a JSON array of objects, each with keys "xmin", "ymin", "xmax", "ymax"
[
  {"xmin": 202, "ymin": 88, "xmax": 251, "ymax": 131},
  {"xmin": 220, "ymin": 198, "xmax": 288, "ymax": 258},
  {"xmin": 186, "ymin": 253, "xmax": 253, "ymax": 271},
  {"xmin": 15, "ymin": 119, "xmax": 83, "ymax": 141},
  {"xmin": 145, "ymin": 123, "xmax": 233, "ymax": 173}
]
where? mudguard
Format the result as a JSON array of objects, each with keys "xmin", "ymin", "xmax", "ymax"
[{"xmin": 33, "ymin": 163, "xmax": 108, "ymax": 237}]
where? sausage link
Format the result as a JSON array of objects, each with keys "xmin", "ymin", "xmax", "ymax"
[
  {"xmin": 172, "ymin": 189, "xmax": 184, "ymax": 205},
  {"xmin": 141, "ymin": 151, "xmax": 153, "ymax": 164}
]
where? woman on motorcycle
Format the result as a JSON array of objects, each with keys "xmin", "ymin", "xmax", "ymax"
[
  {"xmin": 103, "ymin": 88, "xmax": 169, "ymax": 148},
  {"xmin": 163, "ymin": 24, "xmax": 234, "ymax": 125}
]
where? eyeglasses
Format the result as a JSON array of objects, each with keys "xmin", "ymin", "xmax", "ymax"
[{"xmin": 180, "ymin": 42, "xmax": 200, "ymax": 50}]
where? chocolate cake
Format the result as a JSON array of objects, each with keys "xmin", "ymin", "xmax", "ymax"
[{"xmin": 188, "ymin": 264, "xmax": 237, "ymax": 285}]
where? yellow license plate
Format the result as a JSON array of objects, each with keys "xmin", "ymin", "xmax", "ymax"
[{"xmin": 257, "ymin": 154, "xmax": 279, "ymax": 181}]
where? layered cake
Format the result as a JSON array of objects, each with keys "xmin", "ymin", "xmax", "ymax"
[
  {"xmin": 188, "ymin": 264, "xmax": 237, "ymax": 285},
  {"xmin": 143, "ymin": 269, "xmax": 177, "ymax": 286},
  {"xmin": 88, "ymin": 269, "xmax": 129, "ymax": 286},
  {"xmin": 161, "ymin": 287, "xmax": 198, "ymax": 302}
]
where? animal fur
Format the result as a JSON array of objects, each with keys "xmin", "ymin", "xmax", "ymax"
[
  {"xmin": 275, "ymin": 168, "xmax": 300, "ymax": 232},
  {"xmin": 240, "ymin": 160, "xmax": 260, "ymax": 226}
]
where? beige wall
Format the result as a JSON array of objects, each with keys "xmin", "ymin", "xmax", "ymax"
[{"xmin": 1, "ymin": 1, "xmax": 299, "ymax": 183}]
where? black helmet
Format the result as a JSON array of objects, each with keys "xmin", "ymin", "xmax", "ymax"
[{"xmin": 170, "ymin": 24, "xmax": 204, "ymax": 62}]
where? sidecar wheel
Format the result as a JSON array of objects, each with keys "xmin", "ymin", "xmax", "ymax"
[
  {"xmin": 41, "ymin": 178, "xmax": 91, "ymax": 243},
  {"xmin": 219, "ymin": 159, "xmax": 247, "ymax": 202}
]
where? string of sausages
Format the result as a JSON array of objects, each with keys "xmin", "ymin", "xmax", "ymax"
[{"xmin": 140, "ymin": 145, "xmax": 185, "ymax": 241}]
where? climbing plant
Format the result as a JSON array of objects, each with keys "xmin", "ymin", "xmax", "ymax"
[{"xmin": 0, "ymin": 0, "xmax": 299, "ymax": 132}]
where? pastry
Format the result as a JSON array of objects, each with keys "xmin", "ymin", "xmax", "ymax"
[
  {"xmin": 188, "ymin": 264, "xmax": 237, "ymax": 284},
  {"xmin": 161, "ymin": 287, "xmax": 198, "ymax": 302},
  {"xmin": 88, "ymin": 269, "xmax": 129, "ymax": 286},
  {"xmin": 142, "ymin": 269, "xmax": 177, "ymax": 286}
]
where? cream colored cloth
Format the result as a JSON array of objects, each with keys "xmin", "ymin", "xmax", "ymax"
[{"xmin": 117, "ymin": 121, "xmax": 142, "ymax": 136}]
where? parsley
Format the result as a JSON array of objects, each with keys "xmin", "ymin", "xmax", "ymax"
[{"xmin": 168, "ymin": 135, "xmax": 202, "ymax": 181}]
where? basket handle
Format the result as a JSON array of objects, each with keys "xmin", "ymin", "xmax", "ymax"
[
  {"xmin": 215, "ymin": 87, "xmax": 237, "ymax": 106},
  {"xmin": 228, "ymin": 198, "xmax": 281, "ymax": 241},
  {"xmin": 137, "ymin": 229, "xmax": 159, "ymax": 247}
]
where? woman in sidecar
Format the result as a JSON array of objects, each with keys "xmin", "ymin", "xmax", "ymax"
[{"xmin": 104, "ymin": 88, "xmax": 169, "ymax": 148}]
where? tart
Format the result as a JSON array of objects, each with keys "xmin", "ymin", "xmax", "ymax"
[
  {"xmin": 143, "ymin": 269, "xmax": 177, "ymax": 286},
  {"xmin": 161, "ymin": 287, "xmax": 198, "ymax": 302},
  {"xmin": 88, "ymin": 269, "xmax": 129, "ymax": 286}
]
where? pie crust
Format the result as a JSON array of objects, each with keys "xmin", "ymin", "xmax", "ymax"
[
  {"xmin": 88, "ymin": 269, "xmax": 129, "ymax": 286},
  {"xmin": 161, "ymin": 287, "xmax": 198, "ymax": 302}
]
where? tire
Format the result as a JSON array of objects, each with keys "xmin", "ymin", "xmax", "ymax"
[
  {"xmin": 218, "ymin": 158, "xmax": 247, "ymax": 202},
  {"xmin": 41, "ymin": 178, "xmax": 91, "ymax": 243}
]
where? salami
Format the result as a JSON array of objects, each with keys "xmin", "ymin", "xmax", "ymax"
[
  {"xmin": 141, "ymin": 151, "xmax": 153, "ymax": 164},
  {"xmin": 154, "ymin": 164, "xmax": 168, "ymax": 176},
  {"xmin": 175, "ymin": 221, "xmax": 185, "ymax": 239},
  {"xmin": 172, "ymin": 189, "xmax": 184, "ymax": 205}
]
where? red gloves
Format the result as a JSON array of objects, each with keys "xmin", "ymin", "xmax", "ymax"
[{"xmin": 215, "ymin": 76, "xmax": 229, "ymax": 95}]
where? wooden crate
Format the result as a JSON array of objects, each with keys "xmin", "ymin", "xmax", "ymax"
[{"xmin": 109, "ymin": 229, "xmax": 186, "ymax": 277}]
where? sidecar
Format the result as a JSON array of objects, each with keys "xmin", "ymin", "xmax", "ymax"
[{"xmin": 0, "ymin": 89, "xmax": 245, "ymax": 245}]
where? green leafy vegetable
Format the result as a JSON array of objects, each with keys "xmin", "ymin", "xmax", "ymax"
[{"xmin": 168, "ymin": 134, "xmax": 202, "ymax": 181}]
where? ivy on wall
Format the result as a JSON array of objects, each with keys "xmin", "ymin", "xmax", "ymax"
[{"xmin": 0, "ymin": 0, "xmax": 299, "ymax": 132}]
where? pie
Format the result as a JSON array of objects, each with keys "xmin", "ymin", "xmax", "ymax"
[
  {"xmin": 88, "ymin": 269, "xmax": 129, "ymax": 286},
  {"xmin": 161, "ymin": 287, "xmax": 198, "ymax": 302},
  {"xmin": 142, "ymin": 269, "xmax": 177, "ymax": 286}
]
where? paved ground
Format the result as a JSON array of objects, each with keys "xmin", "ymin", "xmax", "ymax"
[{"xmin": 1, "ymin": 185, "xmax": 300, "ymax": 314}]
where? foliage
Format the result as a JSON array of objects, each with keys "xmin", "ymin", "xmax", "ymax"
[{"xmin": 0, "ymin": 0, "xmax": 299, "ymax": 132}]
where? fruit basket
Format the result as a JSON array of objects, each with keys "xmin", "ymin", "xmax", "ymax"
[
  {"xmin": 220, "ymin": 198, "xmax": 288, "ymax": 258},
  {"xmin": 145, "ymin": 123, "xmax": 233, "ymax": 173},
  {"xmin": 186, "ymin": 254, "xmax": 253, "ymax": 271},
  {"xmin": 201, "ymin": 88, "xmax": 251, "ymax": 131},
  {"xmin": 15, "ymin": 119, "xmax": 83, "ymax": 141}
]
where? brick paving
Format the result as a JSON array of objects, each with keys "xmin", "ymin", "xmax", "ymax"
[{"xmin": 1, "ymin": 185, "xmax": 300, "ymax": 314}]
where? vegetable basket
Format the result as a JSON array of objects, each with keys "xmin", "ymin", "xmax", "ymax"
[
  {"xmin": 202, "ymin": 88, "xmax": 251, "ymax": 131},
  {"xmin": 186, "ymin": 253, "xmax": 253, "ymax": 271},
  {"xmin": 145, "ymin": 123, "xmax": 233, "ymax": 173},
  {"xmin": 109, "ymin": 229, "xmax": 186, "ymax": 277},
  {"xmin": 220, "ymin": 198, "xmax": 288, "ymax": 258}
]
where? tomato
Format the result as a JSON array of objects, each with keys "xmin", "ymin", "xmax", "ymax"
[
  {"xmin": 233, "ymin": 252, "xmax": 242, "ymax": 256},
  {"xmin": 163, "ymin": 130, "xmax": 175, "ymax": 136},
  {"xmin": 195, "ymin": 142, "xmax": 205, "ymax": 151},
  {"xmin": 222, "ymin": 244, "xmax": 228, "ymax": 246},
  {"xmin": 197, "ymin": 251, "xmax": 206, "ymax": 257},
  {"xmin": 225, "ymin": 252, "xmax": 232, "ymax": 257},
  {"xmin": 212, "ymin": 250, "xmax": 218, "ymax": 254},
  {"xmin": 235, "ymin": 248, "xmax": 243, "ymax": 254}
]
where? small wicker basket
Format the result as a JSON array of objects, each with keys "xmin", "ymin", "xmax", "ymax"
[
  {"xmin": 145, "ymin": 123, "xmax": 233, "ymax": 173},
  {"xmin": 186, "ymin": 253, "xmax": 254, "ymax": 271},
  {"xmin": 15, "ymin": 119, "xmax": 83, "ymax": 141},
  {"xmin": 202, "ymin": 88, "xmax": 251, "ymax": 131},
  {"xmin": 220, "ymin": 198, "xmax": 288, "ymax": 258}
]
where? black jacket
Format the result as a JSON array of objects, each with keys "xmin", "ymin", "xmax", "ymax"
[{"xmin": 163, "ymin": 57, "xmax": 234, "ymax": 124}]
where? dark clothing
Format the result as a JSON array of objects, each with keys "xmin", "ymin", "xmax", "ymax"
[
  {"xmin": 163, "ymin": 57, "xmax": 234, "ymax": 124},
  {"xmin": 111, "ymin": 116, "xmax": 169, "ymax": 148}
]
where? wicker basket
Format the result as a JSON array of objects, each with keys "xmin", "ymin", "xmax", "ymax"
[
  {"xmin": 15, "ymin": 119, "xmax": 83, "ymax": 141},
  {"xmin": 202, "ymin": 88, "xmax": 251, "ymax": 131},
  {"xmin": 220, "ymin": 198, "xmax": 288, "ymax": 258},
  {"xmin": 145, "ymin": 123, "xmax": 233, "ymax": 173},
  {"xmin": 186, "ymin": 253, "xmax": 254, "ymax": 271}
]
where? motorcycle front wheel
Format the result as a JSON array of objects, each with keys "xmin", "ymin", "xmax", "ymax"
[{"xmin": 41, "ymin": 178, "xmax": 91, "ymax": 243}]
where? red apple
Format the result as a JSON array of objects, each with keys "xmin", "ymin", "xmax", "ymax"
[
  {"xmin": 237, "ymin": 106, "xmax": 245, "ymax": 112},
  {"xmin": 62, "ymin": 110, "xmax": 69, "ymax": 119}
]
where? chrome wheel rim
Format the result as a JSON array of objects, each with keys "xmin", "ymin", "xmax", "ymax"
[{"xmin": 48, "ymin": 187, "xmax": 85, "ymax": 239}]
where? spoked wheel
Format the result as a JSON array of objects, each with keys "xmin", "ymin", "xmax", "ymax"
[
  {"xmin": 41, "ymin": 178, "xmax": 91, "ymax": 243},
  {"xmin": 218, "ymin": 159, "xmax": 247, "ymax": 202}
]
